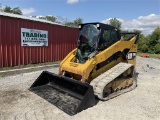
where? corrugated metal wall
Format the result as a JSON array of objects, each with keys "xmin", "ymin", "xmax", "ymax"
[{"xmin": 0, "ymin": 15, "xmax": 79, "ymax": 67}]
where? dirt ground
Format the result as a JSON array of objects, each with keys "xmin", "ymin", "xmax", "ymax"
[{"xmin": 0, "ymin": 56, "xmax": 160, "ymax": 120}]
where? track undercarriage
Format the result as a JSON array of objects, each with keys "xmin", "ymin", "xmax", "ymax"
[{"xmin": 91, "ymin": 62, "xmax": 137, "ymax": 100}]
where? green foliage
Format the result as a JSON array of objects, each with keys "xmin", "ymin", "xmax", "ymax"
[
  {"xmin": 3, "ymin": 6, "xmax": 22, "ymax": 15},
  {"xmin": 155, "ymin": 43, "xmax": 160, "ymax": 53},
  {"xmin": 140, "ymin": 44, "xmax": 148, "ymax": 53},
  {"xmin": 109, "ymin": 18, "xmax": 122, "ymax": 30},
  {"xmin": 46, "ymin": 16, "xmax": 57, "ymax": 22},
  {"xmin": 38, "ymin": 15, "xmax": 61, "ymax": 23},
  {"xmin": 137, "ymin": 33, "xmax": 148, "ymax": 52},
  {"xmin": 148, "ymin": 27, "xmax": 160, "ymax": 53},
  {"xmin": 137, "ymin": 27, "xmax": 160, "ymax": 54},
  {"xmin": 74, "ymin": 18, "xmax": 83, "ymax": 26},
  {"xmin": 133, "ymin": 29, "xmax": 142, "ymax": 34},
  {"xmin": 65, "ymin": 22, "xmax": 75, "ymax": 27},
  {"xmin": 121, "ymin": 30, "xmax": 141, "ymax": 41},
  {"xmin": 3, "ymin": 6, "xmax": 12, "ymax": 13},
  {"xmin": 65, "ymin": 18, "xmax": 83, "ymax": 27},
  {"xmin": 12, "ymin": 7, "xmax": 22, "ymax": 15}
]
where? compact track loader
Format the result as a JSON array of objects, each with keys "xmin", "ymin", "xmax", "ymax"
[{"xmin": 30, "ymin": 23, "xmax": 139, "ymax": 115}]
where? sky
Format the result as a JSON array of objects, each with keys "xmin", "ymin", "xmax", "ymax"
[{"xmin": 0, "ymin": 0, "xmax": 160, "ymax": 35}]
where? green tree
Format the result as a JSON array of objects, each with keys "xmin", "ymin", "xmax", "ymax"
[
  {"xmin": 46, "ymin": 16, "xmax": 57, "ymax": 22},
  {"xmin": 65, "ymin": 18, "xmax": 83, "ymax": 27},
  {"xmin": 138, "ymin": 34, "xmax": 148, "ymax": 52},
  {"xmin": 38, "ymin": 15, "xmax": 61, "ymax": 23},
  {"xmin": 133, "ymin": 29, "xmax": 142, "ymax": 34},
  {"xmin": 3, "ymin": 6, "xmax": 22, "ymax": 15},
  {"xmin": 155, "ymin": 43, "xmax": 160, "ymax": 53},
  {"xmin": 74, "ymin": 18, "xmax": 83, "ymax": 26},
  {"xmin": 65, "ymin": 22, "xmax": 75, "ymax": 27},
  {"xmin": 12, "ymin": 7, "xmax": 22, "ymax": 15},
  {"xmin": 109, "ymin": 18, "xmax": 122, "ymax": 30},
  {"xmin": 3, "ymin": 6, "xmax": 12, "ymax": 13},
  {"xmin": 148, "ymin": 27, "xmax": 160, "ymax": 53}
]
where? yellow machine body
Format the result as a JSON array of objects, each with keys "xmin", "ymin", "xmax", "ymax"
[
  {"xmin": 59, "ymin": 36, "xmax": 137, "ymax": 82},
  {"xmin": 30, "ymin": 23, "xmax": 139, "ymax": 115}
]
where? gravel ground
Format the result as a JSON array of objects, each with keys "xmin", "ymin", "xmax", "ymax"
[{"xmin": 0, "ymin": 56, "xmax": 160, "ymax": 120}]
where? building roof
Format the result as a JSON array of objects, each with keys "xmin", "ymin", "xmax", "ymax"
[{"xmin": 0, "ymin": 12, "xmax": 66, "ymax": 27}]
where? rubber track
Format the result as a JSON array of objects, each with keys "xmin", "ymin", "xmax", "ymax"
[{"xmin": 90, "ymin": 62, "xmax": 137, "ymax": 100}]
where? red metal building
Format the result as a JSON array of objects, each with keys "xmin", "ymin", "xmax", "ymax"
[{"xmin": 0, "ymin": 12, "xmax": 79, "ymax": 67}]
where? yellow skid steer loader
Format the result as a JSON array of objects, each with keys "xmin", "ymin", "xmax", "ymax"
[{"xmin": 30, "ymin": 23, "xmax": 139, "ymax": 115}]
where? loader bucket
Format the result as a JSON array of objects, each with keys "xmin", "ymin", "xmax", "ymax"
[{"xmin": 29, "ymin": 71, "xmax": 96, "ymax": 115}]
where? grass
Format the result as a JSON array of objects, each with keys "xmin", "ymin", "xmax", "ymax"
[
  {"xmin": 0, "ymin": 61, "xmax": 61, "ymax": 71},
  {"xmin": 137, "ymin": 52, "xmax": 160, "ymax": 59}
]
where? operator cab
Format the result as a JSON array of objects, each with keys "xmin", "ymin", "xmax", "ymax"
[{"xmin": 76, "ymin": 23, "xmax": 121, "ymax": 63}]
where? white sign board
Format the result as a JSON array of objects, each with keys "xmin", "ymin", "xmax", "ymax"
[{"xmin": 21, "ymin": 28, "xmax": 48, "ymax": 46}]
